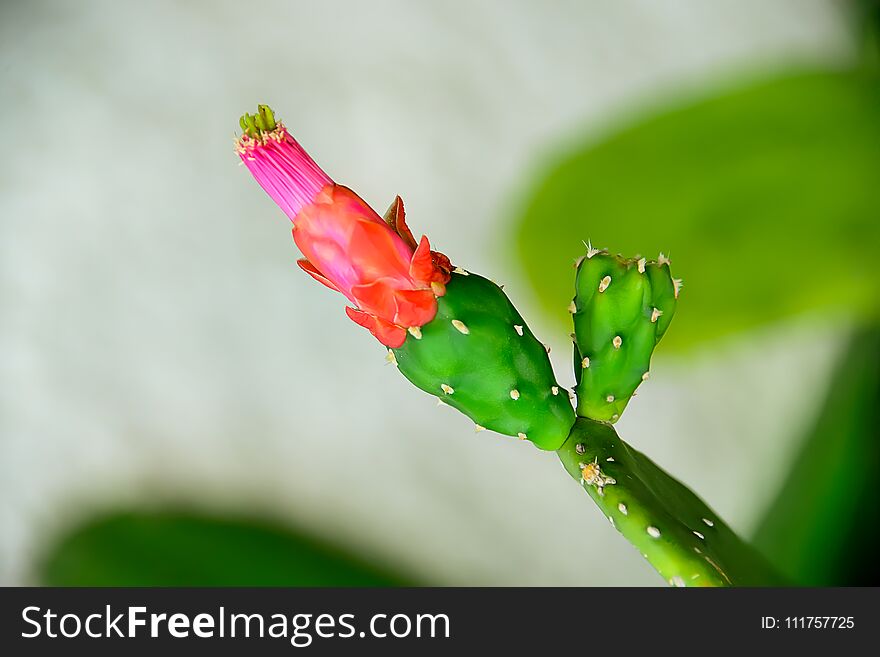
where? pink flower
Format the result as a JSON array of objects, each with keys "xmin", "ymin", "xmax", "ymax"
[{"xmin": 236, "ymin": 106, "xmax": 451, "ymax": 348}]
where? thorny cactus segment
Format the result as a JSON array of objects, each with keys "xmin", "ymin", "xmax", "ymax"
[
  {"xmin": 558, "ymin": 418, "xmax": 784, "ymax": 586},
  {"xmin": 571, "ymin": 245, "xmax": 679, "ymax": 422},
  {"xmin": 393, "ymin": 270, "xmax": 576, "ymax": 451}
]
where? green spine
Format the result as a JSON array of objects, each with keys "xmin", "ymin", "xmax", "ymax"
[
  {"xmin": 393, "ymin": 270, "xmax": 575, "ymax": 450},
  {"xmin": 571, "ymin": 248, "xmax": 679, "ymax": 422}
]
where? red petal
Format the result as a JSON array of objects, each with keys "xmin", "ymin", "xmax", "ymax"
[
  {"xmin": 345, "ymin": 306, "xmax": 407, "ymax": 348},
  {"xmin": 409, "ymin": 236, "xmax": 452, "ymax": 286},
  {"xmin": 349, "ymin": 219, "xmax": 412, "ymax": 281},
  {"xmin": 393, "ymin": 288, "xmax": 438, "ymax": 327},
  {"xmin": 350, "ymin": 279, "xmax": 398, "ymax": 320},
  {"xmin": 296, "ymin": 258, "xmax": 341, "ymax": 293},
  {"xmin": 409, "ymin": 235, "xmax": 435, "ymax": 283},
  {"xmin": 345, "ymin": 305, "xmax": 373, "ymax": 328},
  {"xmin": 382, "ymin": 195, "xmax": 417, "ymax": 250},
  {"xmin": 432, "ymin": 250, "xmax": 453, "ymax": 282}
]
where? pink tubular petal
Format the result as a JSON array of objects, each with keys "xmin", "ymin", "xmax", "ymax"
[{"xmin": 238, "ymin": 126, "xmax": 333, "ymax": 221}]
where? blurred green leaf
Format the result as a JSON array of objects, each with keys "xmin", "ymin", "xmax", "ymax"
[
  {"xmin": 39, "ymin": 509, "xmax": 413, "ymax": 586},
  {"xmin": 514, "ymin": 69, "xmax": 880, "ymax": 349},
  {"xmin": 752, "ymin": 324, "xmax": 880, "ymax": 585}
]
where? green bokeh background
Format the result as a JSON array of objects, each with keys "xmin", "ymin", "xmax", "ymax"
[{"xmin": 516, "ymin": 69, "xmax": 879, "ymax": 351}]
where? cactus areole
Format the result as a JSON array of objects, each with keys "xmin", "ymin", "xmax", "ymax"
[{"xmin": 236, "ymin": 105, "xmax": 575, "ymax": 450}]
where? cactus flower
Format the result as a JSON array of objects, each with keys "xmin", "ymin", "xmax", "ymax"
[{"xmin": 236, "ymin": 105, "xmax": 451, "ymax": 348}]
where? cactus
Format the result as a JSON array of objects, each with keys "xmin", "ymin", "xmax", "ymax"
[
  {"xmin": 236, "ymin": 105, "xmax": 783, "ymax": 586},
  {"xmin": 392, "ymin": 267, "xmax": 575, "ymax": 451},
  {"xmin": 562, "ymin": 245, "xmax": 780, "ymax": 585},
  {"xmin": 571, "ymin": 246, "xmax": 679, "ymax": 422},
  {"xmin": 558, "ymin": 418, "xmax": 784, "ymax": 586}
]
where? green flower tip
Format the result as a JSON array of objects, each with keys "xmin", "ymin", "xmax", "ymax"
[{"xmin": 239, "ymin": 104, "xmax": 277, "ymax": 138}]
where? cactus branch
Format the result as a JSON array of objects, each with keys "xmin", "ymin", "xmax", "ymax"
[
  {"xmin": 571, "ymin": 249, "xmax": 677, "ymax": 423},
  {"xmin": 558, "ymin": 417, "xmax": 785, "ymax": 586},
  {"xmin": 393, "ymin": 269, "xmax": 575, "ymax": 451}
]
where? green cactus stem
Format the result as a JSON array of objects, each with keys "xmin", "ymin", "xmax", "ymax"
[
  {"xmin": 571, "ymin": 245, "xmax": 679, "ymax": 423},
  {"xmin": 558, "ymin": 417, "xmax": 784, "ymax": 586},
  {"xmin": 393, "ymin": 269, "xmax": 576, "ymax": 451}
]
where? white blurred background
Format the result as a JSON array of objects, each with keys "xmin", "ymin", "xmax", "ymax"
[{"xmin": 0, "ymin": 0, "xmax": 854, "ymax": 585}]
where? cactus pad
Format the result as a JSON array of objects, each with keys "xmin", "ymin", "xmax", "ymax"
[
  {"xmin": 558, "ymin": 417, "xmax": 783, "ymax": 586},
  {"xmin": 571, "ymin": 247, "xmax": 679, "ymax": 422},
  {"xmin": 393, "ymin": 270, "xmax": 576, "ymax": 450}
]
